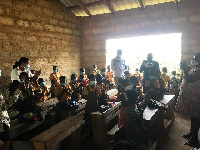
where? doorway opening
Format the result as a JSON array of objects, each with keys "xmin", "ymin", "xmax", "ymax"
[{"xmin": 106, "ymin": 33, "xmax": 182, "ymax": 75}]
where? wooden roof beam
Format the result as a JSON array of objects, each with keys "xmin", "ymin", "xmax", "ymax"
[
  {"xmin": 175, "ymin": 0, "xmax": 179, "ymax": 4},
  {"xmin": 74, "ymin": 0, "xmax": 92, "ymax": 16},
  {"xmin": 103, "ymin": 0, "xmax": 115, "ymax": 14},
  {"xmin": 138, "ymin": 0, "xmax": 145, "ymax": 10}
]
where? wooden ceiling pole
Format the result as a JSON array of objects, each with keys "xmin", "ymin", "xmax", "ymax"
[
  {"xmin": 138, "ymin": 0, "xmax": 145, "ymax": 10},
  {"xmin": 74, "ymin": 0, "xmax": 92, "ymax": 16},
  {"xmin": 103, "ymin": 0, "xmax": 115, "ymax": 14}
]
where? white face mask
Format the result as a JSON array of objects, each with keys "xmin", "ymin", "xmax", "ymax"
[{"xmin": 90, "ymin": 81, "xmax": 96, "ymax": 86}]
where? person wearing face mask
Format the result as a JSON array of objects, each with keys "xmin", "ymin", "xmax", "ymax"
[
  {"xmin": 145, "ymin": 70, "xmax": 160, "ymax": 100},
  {"xmin": 49, "ymin": 66, "xmax": 62, "ymax": 98},
  {"xmin": 111, "ymin": 49, "xmax": 126, "ymax": 87},
  {"xmin": 175, "ymin": 53, "xmax": 200, "ymax": 148},
  {"xmin": 78, "ymin": 68, "xmax": 89, "ymax": 85},
  {"xmin": 55, "ymin": 76, "xmax": 72, "ymax": 103},
  {"xmin": 11, "ymin": 57, "xmax": 41, "ymax": 83},
  {"xmin": 83, "ymin": 74, "xmax": 101, "ymax": 129},
  {"xmin": 69, "ymin": 74, "xmax": 81, "ymax": 101},
  {"xmin": 140, "ymin": 53, "xmax": 160, "ymax": 93},
  {"xmin": 34, "ymin": 78, "xmax": 50, "ymax": 102}
]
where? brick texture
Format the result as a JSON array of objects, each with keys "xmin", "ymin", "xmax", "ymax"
[{"xmin": 0, "ymin": 0, "xmax": 81, "ymax": 86}]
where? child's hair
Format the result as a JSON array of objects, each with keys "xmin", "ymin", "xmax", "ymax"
[
  {"xmin": 162, "ymin": 67, "xmax": 167, "ymax": 73},
  {"xmin": 171, "ymin": 70, "xmax": 176, "ymax": 75},
  {"xmin": 126, "ymin": 89, "xmax": 138, "ymax": 101}
]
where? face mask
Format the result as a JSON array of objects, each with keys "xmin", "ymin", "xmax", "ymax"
[
  {"xmin": 40, "ymin": 82, "xmax": 46, "ymax": 87},
  {"xmin": 81, "ymin": 72, "xmax": 85, "ymax": 75},
  {"xmin": 90, "ymin": 81, "xmax": 96, "ymax": 86},
  {"xmin": 53, "ymin": 70, "xmax": 57, "ymax": 73},
  {"xmin": 81, "ymin": 78, "xmax": 85, "ymax": 81},
  {"xmin": 25, "ymin": 65, "xmax": 30, "ymax": 70},
  {"xmin": 149, "ymin": 76, "xmax": 155, "ymax": 80},
  {"xmin": 0, "ymin": 70, "xmax": 1, "ymax": 77},
  {"xmin": 60, "ymin": 83, "xmax": 66, "ymax": 87},
  {"xmin": 71, "ymin": 79, "xmax": 77, "ymax": 83},
  {"xmin": 101, "ymin": 72, "xmax": 106, "ymax": 76}
]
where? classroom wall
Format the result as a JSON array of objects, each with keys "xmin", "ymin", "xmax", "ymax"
[
  {"xmin": 0, "ymin": 0, "xmax": 81, "ymax": 86},
  {"xmin": 81, "ymin": 0, "xmax": 200, "ymax": 73}
]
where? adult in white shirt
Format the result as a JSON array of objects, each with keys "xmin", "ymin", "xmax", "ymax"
[
  {"xmin": 10, "ymin": 57, "xmax": 41, "ymax": 82},
  {"xmin": 111, "ymin": 49, "xmax": 126, "ymax": 86}
]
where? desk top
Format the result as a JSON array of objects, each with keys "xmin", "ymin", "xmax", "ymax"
[
  {"xmin": 143, "ymin": 107, "xmax": 158, "ymax": 121},
  {"xmin": 160, "ymin": 95, "xmax": 175, "ymax": 104}
]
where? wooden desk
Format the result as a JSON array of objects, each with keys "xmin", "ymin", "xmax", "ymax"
[
  {"xmin": 91, "ymin": 102, "xmax": 121, "ymax": 147},
  {"xmin": 31, "ymin": 114, "xmax": 84, "ymax": 150}
]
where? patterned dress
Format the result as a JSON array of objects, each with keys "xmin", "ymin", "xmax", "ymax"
[{"xmin": 177, "ymin": 68, "xmax": 200, "ymax": 119}]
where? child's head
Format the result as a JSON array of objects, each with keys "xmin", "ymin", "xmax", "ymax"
[
  {"xmin": 71, "ymin": 74, "xmax": 77, "ymax": 83},
  {"xmin": 88, "ymin": 74, "xmax": 96, "ymax": 86},
  {"xmin": 124, "ymin": 71, "xmax": 130, "ymax": 79},
  {"xmin": 96, "ymin": 74, "xmax": 103, "ymax": 84},
  {"xmin": 80, "ymin": 74, "xmax": 85, "ymax": 81},
  {"xmin": 60, "ymin": 76, "xmax": 67, "ymax": 86},
  {"xmin": 127, "ymin": 89, "xmax": 138, "ymax": 103},
  {"xmin": 38, "ymin": 78, "xmax": 46, "ymax": 87},
  {"xmin": 80, "ymin": 68, "xmax": 85, "ymax": 75},
  {"xmin": 162, "ymin": 67, "xmax": 167, "ymax": 74},
  {"xmin": 171, "ymin": 70, "xmax": 176, "ymax": 76},
  {"xmin": 53, "ymin": 66, "xmax": 58, "ymax": 73},
  {"xmin": 93, "ymin": 65, "xmax": 97, "ymax": 71}
]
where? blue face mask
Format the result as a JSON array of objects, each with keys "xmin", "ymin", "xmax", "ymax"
[
  {"xmin": 101, "ymin": 72, "xmax": 106, "ymax": 76},
  {"xmin": 40, "ymin": 82, "xmax": 46, "ymax": 87},
  {"xmin": 90, "ymin": 81, "xmax": 96, "ymax": 86},
  {"xmin": 0, "ymin": 70, "xmax": 1, "ymax": 77},
  {"xmin": 53, "ymin": 70, "xmax": 57, "ymax": 73},
  {"xmin": 81, "ymin": 78, "xmax": 85, "ymax": 81},
  {"xmin": 25, "ymin": 65, "xmax": 30, "ymax": 70},
  {"xmin": 60, "ymin": 83, "xmax": 66, "ymax": 87},
  {"xmin": 71, "ymin": 79, "xmax": 77, "ymax": 83},
  {"xmin": 81, "ymin": 72, "xmax": 85, "ymax": 75}
]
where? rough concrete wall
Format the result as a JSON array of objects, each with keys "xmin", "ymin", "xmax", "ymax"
[
  {"xmin": 0, "ymin": 0, "xmax": 81, "ymax": 86},
  {"xmin": 81, "ymin": 0, "xmax": 200, "ymax": 73}
]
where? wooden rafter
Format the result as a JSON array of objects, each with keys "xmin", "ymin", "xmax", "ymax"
[
  {"xmin": 138, "ymin": 0, "xmax": 145, "ymax": 10},
  {"xmin": 69, "ymin": 1, "xmax": 102, "ymax": 10},
  {"xmin": 175, "ymin": 0, "xmax": 179, "ymax": 4},
  {"xmin": 74, "ymin": 0, "xmax": 92, "ymax": 16},
  {"xmin": 103, "ymin": 0, "xmax": 115, "ymax": 14}
]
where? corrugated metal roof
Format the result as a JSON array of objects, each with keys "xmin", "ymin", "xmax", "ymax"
[{"xmin": 60, "ymin": 0, "xmax": 183, "ymax": 17}]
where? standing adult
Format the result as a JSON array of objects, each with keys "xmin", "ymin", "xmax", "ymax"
[
  {"xmin": 10, "ymin": 57, "xmax": 41, "ymax": 82},
  {"xmin": 111, "ymin": 49, "xmax": 126, "ymax": 86},
  {"xmin": 140, "ymin": 53, "xmax": 159, "ymax": 93},
  {"xmin": 178, "ymin": 53, "xmax": 200, "ymax": 147}
]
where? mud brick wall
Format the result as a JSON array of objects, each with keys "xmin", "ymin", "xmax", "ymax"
[
  {"xmin": 81, "ymin": 0, "xmax": 200, "ymax": 72},
  {"xmin": 0, "ymin": 0, "xmax": 81, "ymax": 86}
]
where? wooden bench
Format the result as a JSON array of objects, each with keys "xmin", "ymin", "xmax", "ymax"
[
  {"xmin": 91, "ymin": 102, "xmax": 121, "ymax": 148},
  {"xmin": 31, "ymin": 114, "xmax": 84, "ymax": 150},
  {"xmin": 143, "ymin": 95, "xmax": 175, "ymax": 149}
]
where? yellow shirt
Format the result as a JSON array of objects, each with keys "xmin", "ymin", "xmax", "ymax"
[
  {"xmin": 161, "ymin": 74, "xmax": 171, "ymax": 88},
  {"xmin": 106, "ymin": 71, "xmax": 115, "ymax": 83},
  {"xmin": 83, "ymin": 85, "xmax": 101, "ymax": 96},
  {"xmin": 55, "ymin": 85, "xmax": 72, "ymax": 102},
  {"xmin": 49, "ymin": 72, "xmax": 62, "ymax": 86}
]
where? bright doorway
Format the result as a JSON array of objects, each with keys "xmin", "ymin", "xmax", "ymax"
[{"xmin": 106, "ymin": 33, "xmax": 182, "ymax": 75}]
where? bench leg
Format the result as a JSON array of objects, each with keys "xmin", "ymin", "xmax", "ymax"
[{"xmin": 70, "ymin": 127, "xmax": 82, "ymax": 150}]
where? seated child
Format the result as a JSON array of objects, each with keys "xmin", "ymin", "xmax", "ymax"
[
  {"xmin": 34, "ymin": 78, "xmax": 50, "ymax": 103},
  {"xmin": 77, "ymin": 68, "xmax": 89, "ymax": 85},
  {"xmin": 55, "ymin": 76, "xmax": 72, "ymax": 103},
  {"xmin": 170, "ymin": 70, "xmax": 180, "ymax": 102},
  {"xmin": 49, "ymin": 66, "xmax": 62, "ymax": 97},
  {"xmin": 92, "ymin": 65, "xmax": 100, "ymax": 76},
  {"xmin": 69, "ymin": 74, "xmax": 81, "ymax": 101},
  {"xmin": 161, "ymin": 67, "xmax": 171, "ymax": 89},
  {"xmin": 145, "ymin": 70, "xmax": 160, "ymax": 100},
  {"xmin": 133, "ymin": 68, "xmax": 143, "ymax": 86}
]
